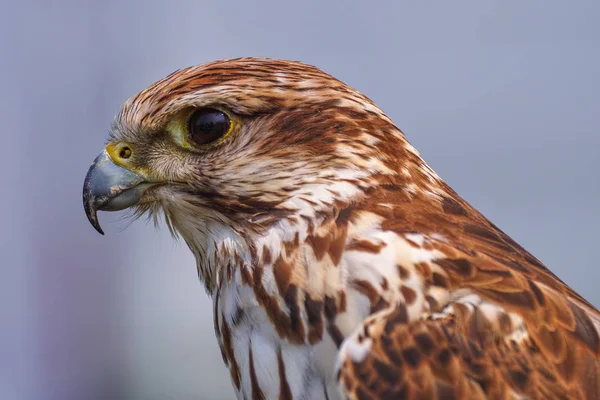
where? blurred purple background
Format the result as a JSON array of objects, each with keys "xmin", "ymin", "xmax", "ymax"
[{"xmin": 1, "ymin": 1, "xmax": 598, "ymax": 399}]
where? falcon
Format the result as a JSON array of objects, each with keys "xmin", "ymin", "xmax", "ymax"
[{"xmin": 83, "ymin": 58, "xmax": 600, "ymax": 399}]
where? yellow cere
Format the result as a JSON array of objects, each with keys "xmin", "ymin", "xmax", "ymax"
[{"xmin": 106, "ymin": 142, "xmax": 134, "ymax": 168}]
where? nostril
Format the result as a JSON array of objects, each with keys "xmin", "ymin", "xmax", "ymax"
[{"xmin": 119, "ymin": 146, "xmax": 132, "ymax": 159}]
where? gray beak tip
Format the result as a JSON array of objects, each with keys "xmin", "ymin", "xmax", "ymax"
[
  {"xmin": 85, "ymin": 206, "xmax": 105, "ymax": 235},
  {"xmin": 83, "ymin": 149, "xmax": 147, "ymax": 235},
  {"xmin": 83, "ymin": 162, "xmax": 106, "ymax": 235}
]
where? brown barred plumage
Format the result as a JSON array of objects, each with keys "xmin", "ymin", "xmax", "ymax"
[{"xmin": 84, "ymin": 58, "xmax": 600, "ymax": 399}]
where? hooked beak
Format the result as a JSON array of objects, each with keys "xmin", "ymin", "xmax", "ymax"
[{"xmin": 83, "ymin": 150, "xmax": 152, "ymax": 235}]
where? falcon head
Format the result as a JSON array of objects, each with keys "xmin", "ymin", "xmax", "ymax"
[{"xmin": 83, "ymin": 58, "xmax": 436, "ymax": 283}]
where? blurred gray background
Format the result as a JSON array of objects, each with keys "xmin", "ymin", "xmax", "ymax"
[{"xmin": 1, "ymin": 1, "xmax": 598, "ymax": 399}]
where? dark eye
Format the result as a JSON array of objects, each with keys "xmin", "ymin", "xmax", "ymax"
[{"xmin": 188, "ymin": 108, "xmax": 232, "ymax": 145}]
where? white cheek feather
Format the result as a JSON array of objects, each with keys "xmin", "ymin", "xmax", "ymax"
[
  {"xmin": 160, "ymin": 190, "xmax": 250, "ymax": 285},
  {"xmin": 281, "ymin": 167, "xmax": 370, "ymax": 218}
]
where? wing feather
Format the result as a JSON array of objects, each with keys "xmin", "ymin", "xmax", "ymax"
[
  {"xmin": 336, "ymin": 181, "xmax": 600, "ymax": 398},
  {"xmin": 337, "ymin": 298, "xmax": 596, "ymax": 399}
]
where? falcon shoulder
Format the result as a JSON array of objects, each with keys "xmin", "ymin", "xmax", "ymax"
[{"xmin": 335, "ymin": 183, "xmax": 600, "ymax": 399}]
